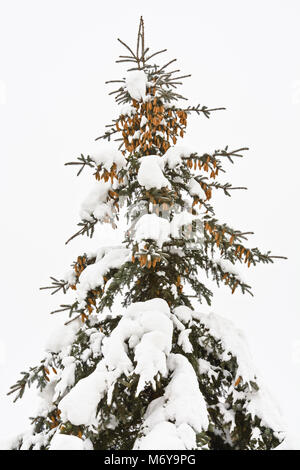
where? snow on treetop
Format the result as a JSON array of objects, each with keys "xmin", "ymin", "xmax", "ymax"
[{"xmin": 125, "ymin": 70, "xmax": 148, "ymax": 101}]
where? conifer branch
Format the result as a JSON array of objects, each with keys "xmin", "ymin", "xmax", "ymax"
[
  {"xmin": 65, "ymin": 154, "xmax": 95, "ymax": 176},
  {"xmin": 144, "ymin": 49, "xmax": 167, "ymax": 62},
  {"xmin": 65, "ymin": 218, "xmax": 98, "ymax": 245},
  {"xmin": 40, "ymin": 277, "xmax": 69, "ymax": 295},
  {"xmin": 183, "ymin": 104, "xmax": 226, "ymax": 118}
]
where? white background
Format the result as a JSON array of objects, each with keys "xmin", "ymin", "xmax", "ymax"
[{"xmin": 0, "ymin": 0, "xmax": 299, "ymax": 444}]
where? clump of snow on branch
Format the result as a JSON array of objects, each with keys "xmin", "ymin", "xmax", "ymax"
[
  {"xmin": 169, "ymin": 212, "xmax": 197, "ymax": 239},
  {"xmin": 75, "ymin": 247, "xmax": 131, "ymax": 307},
  {"xmin": 58, "ymin": 299, "xmax": 173, "ymax": 428},
  {"xmin": 59, "ymin": 360, "xmax": 119, "ymax": 426},
  {"xmin": 241, "ymin": 379, "xmax": 283, "ymax": 433},
  {"xmin": 137, "ymin": 155, "xmax": 169, "ymax": 190},
  {"xmin": 49, "ymin": 433, "xmax": 92, "ymax": 450},
  {"xmin": 134, "ymin": 214, "xmax": 170, "ymax": 248},
  {"xmin": 188, "ymin": 178, "xmax": 203, "ymax": 198},
  {"xmin": 120, "ymin": 103, "xmax": 136, "ymax": 117},
  {"xmin": 137, "ymin": 146, "xmax": 195, "ymax": 191},
  {"xmin": 102, "ymin": 298, "xmax": 173, "ymax": 397},
  {"xmin": 163, "ymin": 146, "xmax": 194, "ymax": 169},
  {"xmin": 89, "ymin": 145, "xmax": 126, "ymax": 170},
  {"xmin": 45, "ymin": 320, "xmax": 80, "ymax": 355},
  {"xmin": 125, "ymin": 70, "xmax": 147, "ymax": 101},
  {"xmin": 214, "ymin": 257, "xmax": 243, "ymax": 282},
  {"xmin": 79, "ymin": 181, "xmax": 112, "ymax": 222},
  {"xmin": 132, "ymin": 211, "xmax": 202, "ymax": 248},
  {"xmin": 134, "ymin": 353, "xmax": 209, "ymax": 450},
  {"xmin": 195, "ymin": 310, "xmax": 256, "ymax": 383}
]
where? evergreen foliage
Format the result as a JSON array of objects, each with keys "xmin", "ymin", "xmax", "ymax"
[{"xmin": 8, "ymin": 18, "xmax": 285, "ymax": 451}]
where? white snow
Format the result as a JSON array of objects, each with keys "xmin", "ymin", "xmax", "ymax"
[
  {"xmin": 63, "ymin": 269, "xmax": 77, "ymax": 288},
  {"xmin": 169, "ymin": 211, "xmax": 196, "ymax": 239},
  {"xmin": 163, "ymin": 146, "xmax": 193, "ymax": 169},
  {"xmin": 198, "ymin": 358, "xmax": 219, "ymax": 380},
  {"xmin": 215, "ymin": 257, "xmax": 243, "ymax": 282},
  {"xmin": 137, "ymin": 155, "xmax": 169, "ymax": 190},
  {"xmin": 90, "ymin": 145, "xmax": 126, "ymax": 171},
  {"xmin": 135, "ymin": 422, "xmax": 188, "ymax": 450},
  {"xmin": 0, "ymin": 433, "xmax": 24, "ymax": 450},
  {"xmin": 173, "ymin": 305, "xmax": 194, "ymax": 325},
  {"xmin": 132, "ymin": 130, "xmax": 141, "ymax": 140},
  {"xmin": 120, "ymin": 103, "xmax": 136, "ymax": 117},
  {"xmin": 45, "ymin": 320, "xmax": 80, "ymax": 355},
  {"xmin": 136, "ymin": 145, "xmax": 198, "ymax": 190},
  {"xmin": 194, "ymin": 310, "xmax": 256, "ymax": 383},
  {"xmin": 15, "ymin": 428, "xmax": 53, "ymax": 450},
  {"xmin": 59, "ymin": 360, "xmax": 115, "ymax": 426},
  {"xmin": 134, "ymin": 213, "xmax": 170, "ymax": 247},
  {"xmin": 89, "ymin": 331, "xmax": 104, "ymax": 357},
  {"xmin": 125, "ymin": 70, "xmax": 147, "ymax": 101},
  {"xmin": 103, "ymin": 299, "xmax": 173, "ymax": 397},
  {"xmin": 36, "ymin": 382, "xmax": 57, "ymax": 418},
  {"xmin": 165, "ymin": 354, "xmax": 209, "ymax": 431},
  {"xmin": 178, "ymin": 329, "xmax": 193, "ymax": 353},
  {"xmin": 134, "ymin": 353, "xmax": 209, "ymax": 450},
  {"xmin": 243, "ymin": 378, "xmax": 283, "ymax": 432},
  {"xmin": 34, "ymin": 294, "xmax": 286, "ymax": 448},
  {"xmin": 58, "ymin": 299, "xmax": 173, "ymax": 426},
  {"xmin": 275, "ymin": 433, "xmax": 300, "ymax": 450},
  {"xmin": 53, "ymin": 356, "xmax": 76, "ymax": 400},
  {"xmin": 75, "ymin": 247, "xmax": 130, "ymax": 307},
  {"xmin": 172, "ymin": 306, "xmax": 285, "ymax": 435},
  {"xmin": 140, "ymin": 115, "xmax": 148, "ymax": 127},
  {"xmin": 133, "ymin": 211, "xmax": 201, "ymax": 247},
  {"xmin": 79, "ymin": 181, "xmax": 112, "ymax": 222},
  {"xmin": 188, "ymin": 178, "xmax": 203, "ymax": 198},
  {"xmin": 49, "ymin": 433, "xmax": 92, "ymax": 450}
]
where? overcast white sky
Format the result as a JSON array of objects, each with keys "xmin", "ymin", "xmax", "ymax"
[{"xmin": 0, "ymin": 0, "xmax": 299, "ymax": 444}]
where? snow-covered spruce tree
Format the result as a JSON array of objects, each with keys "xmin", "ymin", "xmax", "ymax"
[{"xmin": 8, "ymin": 18, "xmax": 286, "ymax": 451}]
